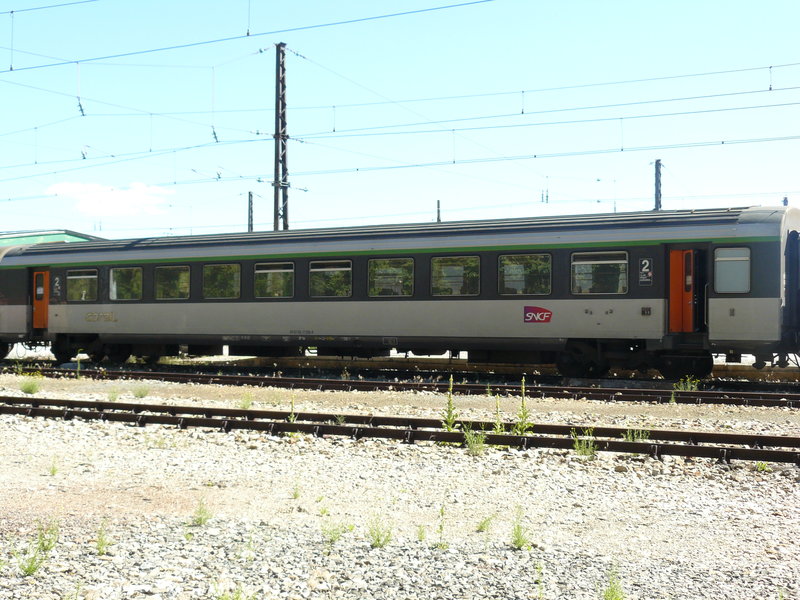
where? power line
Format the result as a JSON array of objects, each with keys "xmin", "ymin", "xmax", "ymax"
[
  {"xmin": 0, "ymin": 137, "xmax": 266, "ymax": 183},
  {"xmin": 293, "ymin": 85, "xmax": 800, "ymax": 138},
  {"xmin": 289, "ymin": 61, "xmax": 800, "ymax": 110},
  {"xmin": 0, "ymin": 1, "xmax": 494, "ymax": 74},
  {"xmin": 0, "ymin": 0, "xmax": 98, "ymax": 16},
  {"xmin": 293, "ymin": 133, "xmax": 800, "ymax": 176},
  {"xmin": 294, "ymin": 98, "xmax": 800, "ymax": 141}
]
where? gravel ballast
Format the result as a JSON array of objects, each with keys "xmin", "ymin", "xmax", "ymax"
[{"xmin": 0, "ymin": 374, "xmax": 798, "ymax": 599}]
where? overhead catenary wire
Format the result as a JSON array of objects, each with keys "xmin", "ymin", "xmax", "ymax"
[
  {"xmin": 292, "ymin": 84, "xmax": 800, "ymax": 138},
  {"xmin": 0, "ymin": 0, "xmax": 494, "ymax": 74},
  {"xmin": 0, "ymin": 0, "xmax": 98, "ymax": 16}
]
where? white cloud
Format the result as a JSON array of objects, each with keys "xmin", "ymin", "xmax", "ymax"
[{"xmin": 47, "ymin": 182, "xmax": 173, "ymax": 217}]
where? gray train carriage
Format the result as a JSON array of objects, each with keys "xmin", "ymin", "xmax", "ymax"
[{"xmin": 1, "ymin": 206, "xmax": 799, "ymax": 379}]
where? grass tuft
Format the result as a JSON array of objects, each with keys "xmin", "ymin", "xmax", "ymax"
[
  {"xmin": 189, "ymin": 499, "xmax": 213, "ymax": 527},
  {"xmin": 571, "ymin": 427, "xmax": 597, "ymax": 458},
  {"xmin": 463, "ymin": 426, "xmax": 487, "ymax": 456},
  {"xmin": 19, "ymin": 377, "xmax": 42, "ymax": 395},
  {"xmin": 441, "ymin": 375, "xmax": 459, "ymax": 432},
  {"xmin": 321, "ymin": 521, "xmax": 354, "ymax": 546},
  {"xmin": 510, "ymin": 505, "xmax": 531, "ymax": 550},
  {"xmin": 238, "ymin": 392, "xmax": 254, "ymax": 410},
  {"xmin": 602, "ymin": 567, "xmax": 625, "ymax": 600},
  {"xmin": 476, "ymin": 514, "xmax": 495, "ymax": 533},
  {"xmin": 96, "ymin": 519, "xmax": 112, "ymax": 555},
  {"xmin": 512, "ymin": 376, "xmax": 532, "ymax": 435},
  {"xmin": 366, "ymin": 516, "xmax": 393, "ymax": 548},
  {"xmin": 622, "ymin": 428, "xmax": 650, "ymax": 443}
]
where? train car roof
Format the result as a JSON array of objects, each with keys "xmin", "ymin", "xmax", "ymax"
[{"xmin": 0, "ymin": 206, "xmax": 792, "ymax": 266}]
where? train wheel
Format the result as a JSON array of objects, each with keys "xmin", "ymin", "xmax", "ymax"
[
  {"xmin": 85, "ymin": 351, "xmax": 105, "ymax": 363},
  {"xmin": 106, "ymin": 345, "xmax": 131, "ymax": 363},
  {"xmin": 556, "ymin": 342, "xmax": 609, "ymax": 378},
  {"xmin": 657, "ymin": 352, "xmax": 713, "ymax": 380},
  {"xmin": 51, "ymin": 349, "xmax": 74, "ymax": 363}
]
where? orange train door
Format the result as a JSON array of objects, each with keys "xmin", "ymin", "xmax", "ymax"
[
  {"xmin": 32, "ymin": 271, "xmax": 49, "ymax": 330},
  {"xmin": 668, "ymin": 250, "xmax": 705, "ymax": 333}
]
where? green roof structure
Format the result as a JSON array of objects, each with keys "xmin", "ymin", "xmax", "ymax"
[{"xmin": 0, "ymin": 230, "xmax": 104, "ymax": 247}]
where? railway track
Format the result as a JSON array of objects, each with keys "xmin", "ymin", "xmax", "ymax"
[
  {"xmin": 8, "ymin": 366, "xmax": 800, "ymax": 409},
  {"xmin": 1, "ymin": 395, "xmax": 798, "ymax": 464}
]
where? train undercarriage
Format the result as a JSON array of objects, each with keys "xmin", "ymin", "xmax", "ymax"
[{"xmin": 3, "ymin": 333, "xmax": 772, "ymax": 381}]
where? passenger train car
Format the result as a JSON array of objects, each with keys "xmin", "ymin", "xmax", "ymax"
[{"xmin": 1, "ymin": 206, "xmax": 798, "ymax": 379}]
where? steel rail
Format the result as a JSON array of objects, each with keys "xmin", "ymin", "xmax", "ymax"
[
  {"xmin": 14, "ymin": 367, "xmax": 800, "ymax": 408},
  {"xmin": 1, "ymin": 396, "xmax": 798, "ymax": 464}
]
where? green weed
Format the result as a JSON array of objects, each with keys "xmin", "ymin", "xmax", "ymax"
[
  {"xmin": 441, "ymin": 375, "xmax": 459, "ymax": 432},
  {"xmin": 602, "ymin": 567, "xmax": 625, "ymax": 600},
  {"xmin": 463, "ymin": 426, "xmax": 487, "ymax": 456},
  {"xmin": 321, "ymin": 521, "xmax": 353, "ymax": 546},
  {"xmin": 215, "ymin": 584, "xmax": 256, "ymax": 600},
  {"xmin": 19, "ymin": 377, "xmax": 41, "ymax": 395},
  {"xmin": 14, "ymin": 542, "xmax": 48, "ymax": 576},
  {"xmin": 476, "ymin": 514, "xmax": 495, "ymax": 533},
  {"xmin": 622, "ymin": 429, "xmax": 650, "ymax": 443},
  {"xmin": 189, "ymin": 499, "xmax": 213, "ymax": 527},
  {"xmin": 367, "ymin": 516, "xmax": 393, "ymax": 548},
  {"xmin": 36, "ymin": 519, "xmax": 59, "ymax": 553},
  {"xmin": 493, "ymin": 396, "xmax": 506, "ymax": 435},
  {"xmin": 510, "ymin": 505, "xmax": 531, "ymax": 550},
  {"xmin": 12, "ymin": 519, "xmax": 59, "ymax": 577},
  {"xmin": 673, "ymin": 376, "xmax": 699, "ymax": 391},
  {"xmin": 416, "ymin": 524, "xmax": 427, "ymax": 542},
  {"xmin": 571, "ymin": 427, "xmax": 597, "ymax": 458},
  {"xmin": 512, "ymin": 376, "xmax": 532, "ymax": 435},
  {"xmin": 238, "ymin": 392, "xmax": 254, "ymax": 410},
  {"xmin": 432, "ymin": 504, "xmax": 449, "ymax": 550},
  {"xmin": 95, "ymin": 519, "xmax": 112, "ymax": 555},
  {"xmin": 132, "ymin": 385, "xmax": 149, "ymax": 399}
]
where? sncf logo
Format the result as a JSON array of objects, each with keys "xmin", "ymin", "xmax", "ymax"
[{"xmin": 524, "ymin": 306, "xmax": 553, "ymax": 323}]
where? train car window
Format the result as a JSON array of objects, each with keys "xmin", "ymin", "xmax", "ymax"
[
  {"xmin": 203, "ymin": 264, "xmax": 241, "ymax": 299},
  {"xmin": 498, "ymin": 254, "xmax": 551, "ymax": 295},
  {"xmin": 309, "ymin": 260, "xmax": 352, "ymax": 297},
  {"xmin": 571, "ymin": 252, "xmax": 628, "ymax": 294},
  {"xmin": 109, "ymin": 267, "xmax": 142, "ymax": 301},
  {"xmin": 714, "ymin": 247, "xmax": 750, "ymax": 293},
  {"xmin": 431, "ymin": 256, "xmax": 480, "ymax": 296},
  {"xmin": 255, "ymin": 262, "xmax": 294, "ymax": 298},
  {"xmin": 66, "ymin": 269, "xmax": 98, "ymax": 302},
  {"xmin": 368, "ymin": 258, "xmax": 413, "ymax": 297},
  {"xmin": 155, "ymin": 266, "xmax": 190, "ymax": 300}
]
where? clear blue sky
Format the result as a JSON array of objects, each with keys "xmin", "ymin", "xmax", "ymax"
[{"xmin": 1, "ymin": 0, "xmax": 799, "ymax": 238}]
